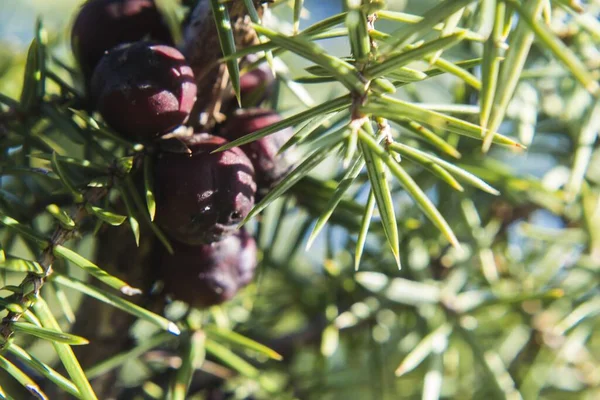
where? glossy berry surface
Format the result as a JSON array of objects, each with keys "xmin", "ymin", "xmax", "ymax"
[
  {"xmin": 157, "ymin": 229, "xmax": 257, "ymax": 308},
  {"xmin": 155, "ymin": 134, "xmax": 256, "ymax": 245},
  {"xmin": 71, "ymin": 0, "xmax": 173, "ymax": 83},
  {"xmin": 90, "ymin": 42, "xmax": 196, "ymax": 140},
  {"xmin": 219, "ymin": 108, "xmax": 293, "ymax": 196}
]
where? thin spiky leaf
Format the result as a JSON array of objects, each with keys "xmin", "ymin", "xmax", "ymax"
[
  {"xmin": 53, "ymin": 245, "xmax": 141, "ymax": 296},
  {"xmin": 210, "ymin": 0, "xmax": 241, "ymax": 105},
  {"xmin": 355, "ymin": 190, "xmax": 375, "ymax": 271},
  {"xmin": 359, "ymin": 125, "xmax": 401, "ymax": 269},
  {"xmin": 214, "ymin": 95, "xmax": 351, "ymax": 152},
  {"xmin": 32, "ymin": 297, "xmax": 97, "ymax": 400},
  {"xmin": 388, "ymin": 142, "xmax": 500, "ymax": 195},
  {"xmin": 52, "ymin": 274, "xmax": 180, "ymax": 335},
  {"xmin": 6, "ymin": 344, "xmax": 79, "ymax": 398},
  {"xmin": 358, "ymin": 129, "xmax": 461, "ymax": 249}
]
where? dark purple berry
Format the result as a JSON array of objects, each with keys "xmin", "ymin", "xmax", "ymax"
[
  {"xmin": 71, "ymin": 0, "xmax": 173, "ymax": 83},
  {"xmin": 240, "ymin": 63, "xmax": 275, "ymax": 107},
  {"xmin": 91, "ymin": 42, "xmax": 197, "ymax": 140},
  {"xmin": 157, "ymin": 229, "xmax": 257, "ymax": 308},
  {"xmin": 155, "ymin": 134, "xmax": 256, "ymax": 245},
  {"xmin": 219, "ymin": 108, "xmax": 293, "ymax": 195}
]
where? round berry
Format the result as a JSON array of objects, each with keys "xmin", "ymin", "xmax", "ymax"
[
  {"xmin": 240, "ymin": 63, "xmax": 275, "ymax": 107},
  {"xmin": 91, "ymin": 42, "xmax": 197, "ymax": 140},
  {"xmin": 219, "ymin": 108, "xmax": 294, "ymax": 196},
  {"xmin": 155, "ymin": 134, "xmax": 256, "ymax": 245},
  {"xmin": 71, "ymin": 0, "xmax": 173, "ymax": 83},
  {"xmin": 157, "ymin": 229, "xmax": 257, "ymax": 308}
]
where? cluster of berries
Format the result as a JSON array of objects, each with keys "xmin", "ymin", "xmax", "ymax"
[{"xmin": 72, "ymin": 0, "xmax": 291, "ymax": 308}]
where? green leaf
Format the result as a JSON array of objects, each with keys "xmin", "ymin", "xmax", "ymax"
[
  {"xmin": 85, "ymin": 204, "xmax": 127, "ymax": 226},
  {"xmin": 455, "ymin": 324, "xmax": 519, "ymax": 399},
  {"xmin": 293, "ymin": 0, "xmax": 305, "ymax": 33},
  {"xmin": 144, "ymin": 155, "xmax": 157, "ymax": 221},
  {"xmin": 210, "ymin": 0, "xmax": 241, "ymax": 105},
  {"xmin": 0, "ymin": 355, "xmax": 48, "ymax": 400},
  {"xmin": 359, "ymin": 134, "xmax": 401, "ymax": 269},
  {"xmin": 400, "ymin": 150, "xmax": 464, "ymax": 191},
  {"xmin": 53, "ymin": 245, "xmax": 142, "ymax": 296},
  {"xmin": 169, "ymin": 331, "xmax": 206, "ymax": 400},
  {"xmin": 85, "ymin": 332, "xmax": 177, "ymax": 379},
  {"xmin": 11, "ymin": 321, "xmax": 89, "ymax": 345},
  {"xmin": 278, "ymin": 111, "xmax": 344, "ymax": 155},
  {"xmin": 362, "ymin": 95, "xmax": 525, "ymax": 148},
  {"xmin": 205, "ymin": 326, "xmax": 283, "ymax": 361},
  {"xmin": 427, "ymin": 56, "xmax": 482, "ymax": 90},
  {"xmin": 253, "ymin": 24, "xmax": 365, "ymax": 94},
  {"xmin": 19, "ymin": 19, "xmax": 47, "ymax": 111},
  {"xmin": 396, "ymin": 120, "xmax": 461, "ymax": 159},
  {"xmin": 356, "ymin": 272, "xmax": 441, "ymax": 304},
  {"xmin": 364, "ymin": 32, "xmax": 466, "ymax": 79},
  {"xmin": 278, "ymin": 72, "xmax": 315, "ymax": 107},
  {"xmin": 565, "ymin": 100, "xmax": 600, "ymax": 202},
  {"xmin": 119, "ymin": 185, "xmax": 141, "ymax": 246},
  {"xmin": 554, "ymin": 297, "xmax": 600, "ymax": 335},
  {"xmin": 370, "ymin": 77, "xmax": 397, "ymax": 94},
  {"xmin": 204, "ymin": 339, "xmax": 259, "ymax": 378},
  {"xmin": 321, "ymin": 324, "xmax": 339, "ymax": 357},
  {"xmin": 42, "ymin": 103, "xmax": 86, "ymax": 145},
  {"xmin": 355, "ymin": 190, "xmax": 375, "ymax": 271},
  {"xmin": 358, "ymin": 128, "xmax": 460, "ymax": 249},
  {"xmin": 115, "ymin": 156, "xmax": 134, "ymax": 175},
  {"xmin": 385, "ymin": 67, "xmax": 428, "ymax": 83},
  {"xmin": 154, "ymin": 0, "xmax": 183, "ymax": 45},
  {"xmin": 6, "ymin": 344, "xmax": 80, "ymax": 398},
  {"xmin": 388, "ymin": 142, "xmax": 500, "ymax": 195},
  {"xmin": 220, "ymin": 28, "xmax": 349, "ymax": 64},
  {"xmin": 453, "ymin": 288, "xmax": 564, "ymax": 313},
  {"xmin": 307, "ymin": 154, "xmax": 364, "ymax": 250},
  {"xmin": 51, "ymin": 152, "xmax": 84, "ymax": 203},
  {"xmin": 49, "ymin": 281, "xmax": 76, "ymax": 324},
  {"xmin": 32, "ymin": 297, "xmax": 98, "ymax": 400},
  {"xmin": 30, "ymin": 154, "xmax": 107, "ymax": 172},
  {"xmin": 480, "ymin": 1, "xmax": 505, "ymax": 137},
  {"xmin": 241, "ymin": 0, "xmax": 275, "ymax": 76},
  {"xmin": 422, "ymin": 57, "xmax": 486, "ymax": 80},
  {"xmin": 0, "ymin": 297, "xmax": 41, "ymax": 326},
  {"xmin": 242, "ymin": 0, "xmax": 261, "ymax": 23},
  {"xmin": 0, "ymin": 256, "xmax": 44, "ymax": 273},
  {"xmin": 52, "ymin": 274, "xmax": 180, "ymax": 336},
  {"xmin": 346, "ymin": 3, "xmax": 370, "ymax": 63},
  {"xmin": 429, "ymin": 8, "xmax": 465, "ymax": 64},
  {"xmin": 0, "ymin": 212, "xmax": 49, "ymax": 248},
  {"xmin": 240, "ymin": 129, "xmax": 347, "ymax": 226},
  {"xmin": 484, "ymin": 0, "xmax": 545, "ymax": 145},
  {"xmin": 69, "ymin": 108, "xmax": 134, "ymax": 149},
  {"xmin": 376, "ymin": 9, "xmax": 484, "ymax": 42},
  {"xmin": 123, "ymin": 178, "xmax": 174, "ymax": 254},
  {"xmin": 395, "ymin": 324, "xmax": 452, "ymax": 376},
  {"xmin": 214, "ymin": 94, "xmax": 351, "ymax": 152},
  {"xmin": 380, "ymin": 0, "xmax": 477, "ymax": 51},
  {"xmin": 45, "ymin": 204, "xmax": 76, "ymax": 230},
  {"xmin": 507, "ymin": 0, "xmax": 599, "ymax": 96}
]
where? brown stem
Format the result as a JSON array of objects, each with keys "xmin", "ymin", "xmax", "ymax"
[{"xmin": 0, "ymin": 187, "xmax": 108, "ymax": 347}]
